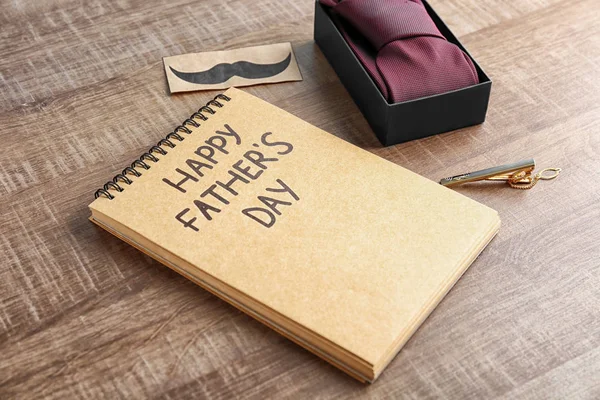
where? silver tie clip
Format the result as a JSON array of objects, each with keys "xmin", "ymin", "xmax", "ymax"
[{"xmin": 439, "ymin": 159, "xmax": 561, "ymax": 190}]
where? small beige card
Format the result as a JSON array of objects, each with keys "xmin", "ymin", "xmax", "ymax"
[{"xmin": 163, "ymin": 42, "xmax": 302, "ymax": 93}]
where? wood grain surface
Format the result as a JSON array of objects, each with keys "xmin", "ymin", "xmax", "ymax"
[{"xmin": 1, "ymin": 0, "xmax": 599, "ymax": 398}]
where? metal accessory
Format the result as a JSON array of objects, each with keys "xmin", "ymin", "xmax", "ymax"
[{"xmin": 439, "ymin": 159, "xmax": 561, "ymax": 190}]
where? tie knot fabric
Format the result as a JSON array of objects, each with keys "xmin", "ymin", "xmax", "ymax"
[
  {"xmin": 333, "ymin": 0, "xmax": 442, "ymax": 50},
  {"xmin": 319, "ymin": 0, "xmax": 479, "ymax": 103}
]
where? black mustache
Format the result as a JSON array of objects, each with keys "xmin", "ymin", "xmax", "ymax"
[{"xmin": 169, "ymin": 53, "xmax": 292, "ymax": 85}]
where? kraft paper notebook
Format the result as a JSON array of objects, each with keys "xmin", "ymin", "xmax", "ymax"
[{"xmin": 89, "ymin": 87, "xmax": 500, "ymax": 382}]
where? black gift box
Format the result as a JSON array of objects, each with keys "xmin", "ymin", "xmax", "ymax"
[{"xmin": 314, "ymin": 0, "xmax": 491, "ymax": 146}]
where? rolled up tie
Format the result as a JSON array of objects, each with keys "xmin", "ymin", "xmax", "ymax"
[{"xmin": 319, "ymin": 0, "xmax": 479, "ymax": 103}]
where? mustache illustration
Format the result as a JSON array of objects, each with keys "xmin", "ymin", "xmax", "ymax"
[{"xmin": 169, "ymin": 53, "xmax": 292, "ymax": 85}]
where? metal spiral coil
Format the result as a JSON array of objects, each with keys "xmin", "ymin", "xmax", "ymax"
[{"xmin": 94, "ymin": 94, "xmax": 231, "ymax": 199}]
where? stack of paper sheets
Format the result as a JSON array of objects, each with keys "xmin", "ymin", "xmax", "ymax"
[{"xmin": 89, "ymin": 88, "xmax": 500, "ymax": 382}]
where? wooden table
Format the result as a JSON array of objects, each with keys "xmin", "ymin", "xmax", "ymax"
[{"xmin": 1, "ymin": 0, "xmax": 599, "ymax": 398}]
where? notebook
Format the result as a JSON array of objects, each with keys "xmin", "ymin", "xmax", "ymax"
[{"xmin": 89, "ymin": 87, "xmax": 500, "ymax": 382}]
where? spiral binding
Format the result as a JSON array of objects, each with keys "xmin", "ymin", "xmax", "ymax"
[{"xmin": 94, "ymin": 94, "xmax": 231, "ymax": 200}]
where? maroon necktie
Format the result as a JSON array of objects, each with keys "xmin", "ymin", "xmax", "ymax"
[{"xmin": 319, "ymin": 0, "xmax": 479, "ymax": 103}]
